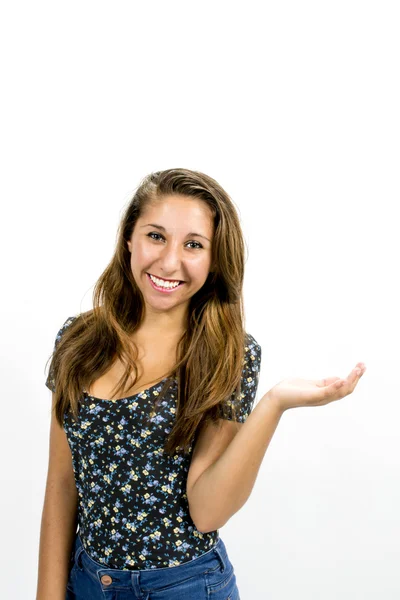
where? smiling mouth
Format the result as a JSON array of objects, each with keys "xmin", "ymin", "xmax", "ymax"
[{"xmin": 147, "ymin": 272, "xmax": 184, "ymax": 283}]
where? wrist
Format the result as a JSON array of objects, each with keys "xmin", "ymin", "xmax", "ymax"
[{"xmin": 260, "ymin": 390, "xmax": 286, "ymax": 417}]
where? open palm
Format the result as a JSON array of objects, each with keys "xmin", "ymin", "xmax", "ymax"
[{"xmin": 268, "ymin": 362, "xmax": 366, "ymax": 412}]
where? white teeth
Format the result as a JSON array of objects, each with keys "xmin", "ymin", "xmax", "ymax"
[{"xmin": 149, "ymin": 274, "xmax": 181, "ymax": 288}]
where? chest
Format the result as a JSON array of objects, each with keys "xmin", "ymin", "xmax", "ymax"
[{"xmin": 86, "ymin": 341, "xmax": 179, "ymax": 401}]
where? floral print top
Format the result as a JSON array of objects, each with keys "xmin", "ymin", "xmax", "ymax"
[{"xmin": 45, "ymin": 315, "xmax": 262, "ymax": 570}]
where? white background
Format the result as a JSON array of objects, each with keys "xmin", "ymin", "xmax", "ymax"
[{"xmin": 1, "ymin": 1, "xmax": 399, "ymax": 598}]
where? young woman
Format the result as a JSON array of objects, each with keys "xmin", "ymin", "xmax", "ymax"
[{"xmin": 36, "ymin": 168, "xmax": 365, "ymax": 600}]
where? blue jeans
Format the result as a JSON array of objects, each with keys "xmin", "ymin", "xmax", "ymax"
[{"xmin": 66, "ymin": 532, "xmax": 241, "ymax": 599}]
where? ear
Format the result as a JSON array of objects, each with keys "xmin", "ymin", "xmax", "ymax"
[{"xmin": 127, "ymin": 240, "xmax": 132, "ymax": 253}]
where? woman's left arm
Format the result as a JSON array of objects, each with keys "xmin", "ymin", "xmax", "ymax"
[
  {"xmin": 189, "ymin": 392, "xmax": 283, "ymax": 533},
  {"xmin": 190, "ymin": 362, "xmax": 366, "ymax": 533}
]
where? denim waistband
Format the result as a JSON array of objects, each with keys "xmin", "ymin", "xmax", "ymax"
[{"xmin": 72, "ymin": 532, "xmax": 230, "ymax": 595}]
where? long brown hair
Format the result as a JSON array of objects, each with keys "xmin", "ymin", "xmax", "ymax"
[{"xmin": 46, "ymin": 168, "xmax": 251, "ymax": 456}]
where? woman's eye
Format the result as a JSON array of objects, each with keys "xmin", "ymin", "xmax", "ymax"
[
  {"xmin": 147, "ymin": 232, "xmax": 202, "ymax": 249},
  {"xmin": 148, "ymin": 232, "xmax": 163, "ymax": 242}
]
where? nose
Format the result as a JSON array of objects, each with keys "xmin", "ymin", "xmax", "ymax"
[{"xmin": 157, "ymin": 240, "xmax": 184, "ymax": 278}]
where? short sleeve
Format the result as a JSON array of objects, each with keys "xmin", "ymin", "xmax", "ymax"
[
  {"xmin": 218, "ymin": 333, "xmax": 262, "ymax": 422},
  {"xmin": 45, "ymin": 315, "xmax": 78, "ymax": 393}
]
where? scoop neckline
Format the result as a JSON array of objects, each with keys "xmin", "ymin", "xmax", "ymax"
[{"xmin": 83, "ymin": 376, "xmax": 175, "ymax": 403}]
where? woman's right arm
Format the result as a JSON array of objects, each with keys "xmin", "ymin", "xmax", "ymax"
[{"xmin": 36, "ymin": 394, "xmax": 79, "ymax": 600}]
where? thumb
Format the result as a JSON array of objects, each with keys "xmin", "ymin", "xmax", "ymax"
[{"xmin": 315, "ymin": 376, "xmax": 342, "ymax": 388}]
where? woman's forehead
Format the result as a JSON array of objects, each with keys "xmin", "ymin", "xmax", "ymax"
[{"xmin": 138, "ymin": 196, "xmax": 214, "ymax": 232}]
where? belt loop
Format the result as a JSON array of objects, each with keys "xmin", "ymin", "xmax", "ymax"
[
  {"xmin": 213, "ymin": 545, "xmax": 227, "ymax": 572},
  {"xmin": 131, "ymin": 571, "xmax": 144, "ymax": 598},
  {"xmin": 74, "ymin": 539, "xmax": 85, "ymax": 571}
]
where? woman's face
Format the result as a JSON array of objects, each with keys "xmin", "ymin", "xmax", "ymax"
[{"xmin": 127, "ymin": 194, "xmax": 214, "ymax": 317}]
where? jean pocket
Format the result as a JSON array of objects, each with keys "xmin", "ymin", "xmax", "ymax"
[
  {"xmin": 66, "ymin": 543, "xmax": 84, "ymax": 593},
  {"xmin": 144, "ymin": 572, "xmax": 205, "ymax": 599},
  {"xmin": 66, "ymin": 563, "xmax": 77, "ymax": 593},
  {"xmin": 204, "ymin": 562, "xmax": 235, "ymax": 596}
]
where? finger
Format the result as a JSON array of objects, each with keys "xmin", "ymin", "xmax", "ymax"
[
  {"xmin": 335, "ymin": 363, "xmax": 367, "ymax": 386},
  {"xmin": 352, "ymin": 363, "xmax": 366, "ymax": 377},
  {"xmin": 349, "ymin": 364, "xmax": 366, "ymax": 382},
  {"xmin": 315, "ymin": 365, "xmax": 366, "ymax": 406},
  {"xmin": 335, "ymin": 365, "xmax": 366, "ymax": 393},
  {"xmin": 316, "ymin": 364, "xmax": 366, "ymax": 393},
  {"xmin": 319, "ymin": 377, "xmax": 353, "ymax": 404}
]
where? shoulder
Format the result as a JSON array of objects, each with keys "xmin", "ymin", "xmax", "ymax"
[
  {"xmin": 53, "ymin": 314, "xmax": 80, "ymax": 347},
  {"xmin": 46, "ymin": 314, "xmax": 81, "ymax": 393},
  {"xmin": 243, "ymin": 332, "xmax": 262, "ymax": 366},
  {"xmin": 244, "ymin": 331, "xmax": 261, "ymax": 351},
  {"xmin": 60, "ymin": 315, "xmax": 79, "ymax": 330}
]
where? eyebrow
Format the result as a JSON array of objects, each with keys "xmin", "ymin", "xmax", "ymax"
[{"xmin": 140, "ymin": 223, "xmax": 211, "ymax": 242}]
